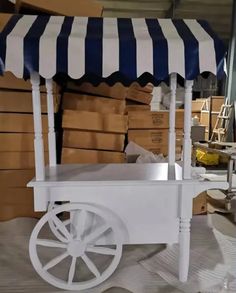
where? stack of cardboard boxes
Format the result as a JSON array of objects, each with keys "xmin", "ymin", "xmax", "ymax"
[
  {"xmin": 61, "ymin": 83, "xmax": 128, "ymax": 164},
  {"xmin": 0, "ymin": 72, "xmax": 60, "ymax": 220},
  {"xmin": 126, "ymin": 83, "xmax": 184, "ymax": 156},
  {"xmin": 200, "ymin": 96, "xmax": 225, "ymax": 140}
]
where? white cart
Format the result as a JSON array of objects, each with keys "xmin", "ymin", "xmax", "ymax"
[{"xmin": 0, "ymin": 15, "xmax": 228, "ymax": 291}]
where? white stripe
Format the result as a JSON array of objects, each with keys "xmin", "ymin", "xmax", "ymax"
[
  {"xmin": 184, "ymin": 19, "xmax": 216, "ymax": 75},
  {"xmin": 39, "ymin": 16, "xmax": 65, "ymax": 79},
  {"xmin": 68, "ymin": 17, "xmax": 88, "ymax": 79},
  {"xmin": 103, "ymin": 18, "xmax": 119, "ymax": 77},
  {"xmin": 158, "ymin": 19, "xmax": 185, "ymax": 77},
  {"xmin": 5, "ymin": 15, "xmax": 37, "ymax": 78},
  {"xmin": 132, "ymin": 19, "xmax": 153, "ymax": 76}
]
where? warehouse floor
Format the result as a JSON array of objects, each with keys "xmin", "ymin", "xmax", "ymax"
[{"xmin": 0, "ymin": 214, "xmax": 235, "ymax": 293}]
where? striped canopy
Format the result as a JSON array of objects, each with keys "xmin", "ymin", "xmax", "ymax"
[{"xmin": 0, "ymin": 15, "xmax": 226, "ymax": 85}]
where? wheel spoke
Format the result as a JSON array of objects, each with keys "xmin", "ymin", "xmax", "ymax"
[
  {"xmin": 86, "ymin": 246, "xmax": 117, "ymax": 256},
  {"xmin": 68, "ymin": 256, "xmax": 76, "ymax": 284},
  {"xmin": 51, "ymin": 215, "xmax": 72, "ymax": 242},
  {"xmin": 43, "ymin": 251, "xmax": 69, "ymax": 271},
  {"xmin": 84, "ymin": 224, "xmax": 110, "ymax": 244},
  {"xmin": 36, "ymin": 239, "xmax": 67, "ymax": 249},
  {"xmin": 81, "ymin": 254, "xmax": 100, "ymax": 278},
  {"xmin": 72, "ymin": 209, "xmax": 87, "ymax": 240}
]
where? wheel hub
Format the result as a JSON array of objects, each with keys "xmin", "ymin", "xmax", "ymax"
[{"xmin": 67, "ymin": 240, "xmax": 87, "ymax": 257}]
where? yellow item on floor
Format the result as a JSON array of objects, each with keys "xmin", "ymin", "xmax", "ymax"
[{"xmin": 196, "ymin": 149, "xmax": 219, "ymax": 165}]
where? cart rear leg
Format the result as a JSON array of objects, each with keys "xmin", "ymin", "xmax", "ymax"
[{"xmin": 179, "ymin": 218, "xmax": 191, "ymax": 282}]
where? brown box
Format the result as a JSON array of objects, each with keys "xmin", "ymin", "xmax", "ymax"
[
  {"xmin": 62, "ymin": 92, "xmax": 126, "ymax": 114},
  {"xmin": 130, "ymin": 82, "xmax": 154, "ymax": 94},
  {"xmin": 0, "ymin": 151, "xmax": 48, "ymax": 169},
  {"xmin": 128, "ymin": 129, "xmax": 183, "ymax": 147},
  {"xmin": 16, "ymin": 0, "xmax": 103, "ymax": 16},
  {"xmin": 0, "ymin": 90, "xmax": 60, "ymax": 113},
  {"xmin": 126, "ymin": 88, "xmax": 153, "ymax": 105},
  {"xmin": 192, "ymin": 99, "xmax": 205, "ymax": 112},
  {"xmin": 62, "ymin": 110, "xmax": 128, "ymax": 134},
  {"xmin": 200, "ymin": 110, "xmax": 218, "ymax": 133},
  {"xmin": 0, "ymin": 187, "xmax": 43, "ymax": 221},
  {"xmin": 0, "ymin": 13, "xmax": 12, "ymax": 32},
  {"xmin": 0, "ymin": 169, "xmax": 35, "ymax": 187},
  {"xmin": 67, "ymin": 82, "xmax": 127, "ymax": 100},
  {"xmin": 128, "ymin": 110, "xmax": 184, "ymax": 129},
  {"xmin": 61, "ymin": 148, "xmax": 126, "ymax": 164},
  {"xmin": 192, "ymin": 111, "xmax": 201, "ymax": 120},
  {"xmin": 0, "ymin": 72, "xmax": 59, "ymax": 92},
  {"xmin": 125, "ymin": 104, "xmax": 151, "ymax": 113},
  {"xmin": 0, "ymin": 133, "xmax": 48, "ymax": 151},
  {"xmin": 0, "ymin": 113, "xmax": 48, "ymax": 133},
  {"xmin": 193, "ymin": 191, "xmax": 207, "ymax": 215},
  {"xmin": 63, "ymin": 130, "xmax": 125, "ymax": 151},
  {"xmin": 209, "ymin": 96, "xmax": 224, "ymax": 112}
]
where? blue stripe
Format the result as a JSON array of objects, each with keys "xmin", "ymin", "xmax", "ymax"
[
  {"xmin": 145, "ymin": 19, "xmax": 168, "ymax": 81},
  {"xmin": 56, "ymin": 17, "xmax": 74, "ymax": 74},
  {"xmin": 173, "ymin": 19, "xmax": 200, "ymax": 80},
  {"xmin": 23, "ymin": 15, "xmax": 50, "ymax": 77},
  {"xmin": 197, "ymin": 20, "xmax": 226, "ymax": 78},
  {"xmin": 0, "ymin": 15, "xmax": 23, "ymax": 74},
  {"xmin": 117, "ymin": 18, "xmax": 137, "ymax": 80},
  {"xmin": 85, "ymin": 17, "xmax": 103, "ymax": 76}
]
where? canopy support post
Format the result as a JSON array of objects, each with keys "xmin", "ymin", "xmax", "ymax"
[
  {"xmin": 183, "ymin": 80, "xmax": 193, "ymax": 179},
  {"xmin": 46, "ymin": 79, "xmax": 57, "ymax": 166},
  {"xmin": 168, "ymin": 73, "xmax": 177, "ymax": 165},
  {"xmin": 31, "ymin": 72, "xmax": 45, "ymax": 181}
]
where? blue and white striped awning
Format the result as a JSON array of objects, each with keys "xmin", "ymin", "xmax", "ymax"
[{"xmin": 0, "ymin": 15, "xmax": 226, "ymax": 85}]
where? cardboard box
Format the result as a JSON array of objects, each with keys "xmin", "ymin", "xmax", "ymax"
[
  {"xmin": 0, "ymin": 151, "xmax": 48, "ymax": 169},
  {"xmin": 63, "ymin": 92, "xmax": 126, "ymax": 114},
  {"xmin": 61, "ymin": 148, "xmax": 126, "ymax": 164},
  {"xmin": 0, "ymin": 133, "xmax": 48, "ymax": 151},
  {"xmin": 130, "ymin": 82, "xmax": 154, "ymax": 94},
  {"xmin": 0, "ymin": 90, "xmax": 60, "ymax": 113},
  {"xmin": 0, "ymin": 13, "xmax": 12, "ymax": 32},
  {"xmin": 0, "ymin": 113, "xmax": 48, "ymax": 133},
  {"xmin": 16, "ymin": 0, "xmax": 103, "ymax": 16},
  {"xmin": 0, "ymin": 72, "xmax": 59, "ymax": 92},
  {"xmin": 128, "ymin": 129, "xmax": 183, "ymax": 147},
  {"xmin": 0, "ymin": 187, "xmax": 43, "ymax": 220},
  {"xmin": 126, "ymin": 88, "xmax": 153, "ymax": 105},
  {"xmin": 193, "ymin": 191, "xmax": 207, "ymax": 215},
  {"xmin": 62, "ymin": 110, "xmax": 128, "ymax": 134},
  {"xmin": 192, "ymin": 99, "xmax": 205, "ymax": 112},
  {"xmin": 200, "ymin": 111, "xmax": 218, "ymax": 133},
  {"xmin": 63, "ymin": 130, "xmax": 125, "ymax": 151},
  {"xmin": 128, "ymin": 110, "xmax": 184, "ymax": 129},
  {"xmin": 67, "ymin": 82, "xmax": 127, "ymax": 100},
  {"xmin": 210, "ymin": 96, "xmax": 224, "ymax": 112},
  {"xmin": 125, "ymin": 104, "xmax": 151, "ymax": 113},
  {"xmin": 0, "ymin": 169, "xmax": 35, "ymax": 187}
]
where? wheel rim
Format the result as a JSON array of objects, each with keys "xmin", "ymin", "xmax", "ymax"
[{"xmin": 29, "ymin": 203, "xmax": 123, "ymax": 291}]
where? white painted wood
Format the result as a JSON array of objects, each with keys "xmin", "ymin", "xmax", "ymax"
[
  {"xmin": 168, "ymin": 73, "xmax": 177, "ymax": 166},
  {"xmin": 30, "ymin": 72, "xmax": 45, "ymax": 181},
  {"xmin": 33, "ymin": 187, "xmax": 48, "ymax": 211},
  {"xmin": 183, "ymin": 80, "xmax": 194, "ymax": 179},
  {"xmin": 179, "ymin": 218, "xmax": 191, "ymax": 282},
  {"xmin": 29, "ymin": 203, "xmax": 123, "ymax": 291},
  {"xmin": 45, "ymin": 78, "xmax": 57, "ymax": 166}
]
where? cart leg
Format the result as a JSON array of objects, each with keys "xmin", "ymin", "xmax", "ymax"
[{"xmin": 179, "ymin": 218, "xmax": 190, "ymax": 282}]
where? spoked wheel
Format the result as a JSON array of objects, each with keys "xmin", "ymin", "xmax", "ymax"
[
  {"xmin": 47, "ymin": 202, "xmax": 71, "ymax": 243},
  {"xmin": 29, "ymin": 203, "xmax": 123, "ymax": 291}
]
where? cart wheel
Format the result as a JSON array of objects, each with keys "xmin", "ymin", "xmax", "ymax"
[
  {"xmin": 47, "ymin": 202, "xmax": 71, "ymax": 243},
  {"xmin": 29, "ymin": 203, "xmax": 123, "ymax": 291}
]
